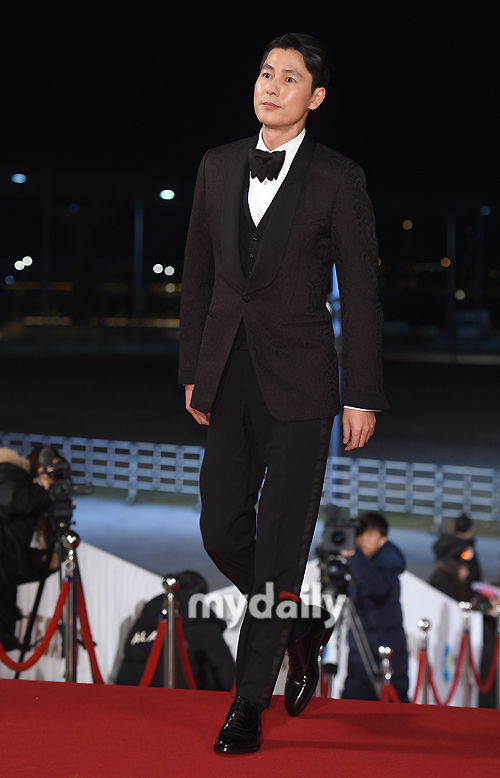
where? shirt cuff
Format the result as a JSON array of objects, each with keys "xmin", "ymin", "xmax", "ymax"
[{"xmin": 343, "ymin": 406, "xmax": 379, "ymax": 412}]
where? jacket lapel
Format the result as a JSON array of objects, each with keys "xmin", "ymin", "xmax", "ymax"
[
  {"xmin": 219, "ymin": 133, "xmax": 317, "ymax": 294},
  {"xmin": 246, "ymin": 133, "xmax": 317, "ymax": 294},
  {"xmin": 220, "ymin": 136, "xmax": 257, "ymax": 290}
]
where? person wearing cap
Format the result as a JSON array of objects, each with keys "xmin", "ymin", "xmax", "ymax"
[{"xmin": 433, "ymin": 512, "xmax": 482, "ymax": 585}]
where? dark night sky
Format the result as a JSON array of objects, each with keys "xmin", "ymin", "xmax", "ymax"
[{"xmin": 2, "ymin": 1, "xmax": 499, "ymax": 201}]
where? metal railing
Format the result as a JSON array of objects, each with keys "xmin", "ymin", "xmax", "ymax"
[
  {"xmin": 322, "ymin": 457, "xmax": 500, "ymax": 524},
  {"xmin": 2, "ymin": 431, "xmax": 499, "ymax": 525}
]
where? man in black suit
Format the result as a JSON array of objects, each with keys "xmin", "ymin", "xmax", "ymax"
[{"xmin": 179, "ymin": 33, "xmax": 389, "ymax": 753}]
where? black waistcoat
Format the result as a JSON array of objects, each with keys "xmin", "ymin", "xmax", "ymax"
[{"xmin": 233, "ymin": 183, "xmax": 276, "ymax": 350}]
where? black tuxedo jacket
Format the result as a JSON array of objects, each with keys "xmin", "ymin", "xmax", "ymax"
[{"xmin": 178, "ymin": 133, "xmax": 389, "ymax": 422}]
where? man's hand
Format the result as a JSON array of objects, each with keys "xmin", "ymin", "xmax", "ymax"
[
  {"xmin": 184, "ymin": 384, "xmax": 210, "ymax": 426},
  {"xmin": 342, "ymin": 408, "xmax": 375, "ymax": 451}
]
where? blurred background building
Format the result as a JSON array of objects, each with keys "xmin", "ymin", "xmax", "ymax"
[{"xmin": 1, "ymin": 3, "xmax": 498, "ymax": 464}]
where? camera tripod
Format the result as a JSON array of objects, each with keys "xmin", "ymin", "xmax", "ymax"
[
  {"xmin": 15, "ymin": 447, "xmax": 93, "ymax": 681},
  {"xmin": 15, "ymin": 524, "xmax": 87, "ymax": 682},
  {"xmin": 318, "ymin": 553, "xmax": 382, "ymax": 698}
]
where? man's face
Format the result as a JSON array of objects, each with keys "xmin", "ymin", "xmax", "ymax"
[
  {"xmin": 357, "ymin": 528, "xmax": 386, "ymax": 558},
  {"xmin": 253, "ymin": 48, "xmax": 325, "ymax": 134}
]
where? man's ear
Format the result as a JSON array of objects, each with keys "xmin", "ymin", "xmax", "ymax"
[{"xmin": 309, "ymin": 87, "xmax": 326, "ymax": 111}]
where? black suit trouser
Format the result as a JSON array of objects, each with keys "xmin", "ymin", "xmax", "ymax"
[{"xmin": 199, "ymin": 350, "xmax": 333, "ymax": 709}]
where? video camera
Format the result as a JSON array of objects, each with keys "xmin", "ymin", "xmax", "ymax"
[
  {"xmin": 320, "ymin": 519, "xmax": 361, "ymax": 554},
  {"xmin": 38, "ymin": 446, "xmax": 93, "ymax": 531},
  {"xmin": 318, "ymin": 504, "xmax": 362, "ymax": 554},
  {"xmin": 316, "ymin": 505, "xmax": 363, "ymax": 597}
]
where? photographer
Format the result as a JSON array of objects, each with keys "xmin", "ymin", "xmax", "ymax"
[
  {"xmin": 0, "ymin": 447, "xmax": 59, "ymax": 650},
  {"xmin": 341, "ymin": 511, "xmax": 409, "ymax": 702}
]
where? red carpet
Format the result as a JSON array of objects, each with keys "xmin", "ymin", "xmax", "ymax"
[{"xmin": 1, "ymin": 680, "xmax": 499, "ymax": 777}]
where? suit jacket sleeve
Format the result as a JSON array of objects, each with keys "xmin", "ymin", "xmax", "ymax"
[
  {"xmin": 332, "ymin": 161, "xmax": 389, "ymax": 411},
  {"xmin": 178, "ymin": 152, "xmax": 215, "ymax": 385}
]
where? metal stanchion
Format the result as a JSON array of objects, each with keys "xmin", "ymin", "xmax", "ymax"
[
  {"xmin": 379, "ymin": 646, "xmax": 394, "ymax": 685},
  {"xmin": 61, "ymin": 530, "xmax": 80, "ymax": 682},
  {"xmin": 417, "ymin": 618, "xmax": 431, "ymax": 704},
  {"xmin": 162, "ymin": 574, "xmax": 179, "ymax": 689},
  {"xmin": 459, "ymin": 601, "xmax": 472, "ymax": 707}
]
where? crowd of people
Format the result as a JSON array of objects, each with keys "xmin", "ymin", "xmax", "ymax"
[
  {"xmin": 332, "ymin": 508, "xmax": 499, "ymax": 707},
  {"xmin": 1, "ymin": 442, "xmax": 498, "ymax": 707},
  {"xmin": 428, "ymin": 512, "xmax": 499, "ymax": 708}
]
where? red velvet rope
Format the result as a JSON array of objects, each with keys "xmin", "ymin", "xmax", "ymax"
[
  {"xmin": 427, "ymin": 633, "xmax": 467, "ymax": 706},
  {"xmin": 0, "ymin": 581, "xmax": 70, "ymax": 672},
  {"xmin": 468, "ymin": 633, "xmax": 500, "ymax": 694},
  {"xmin": 136, "ymin": 615, "xmax": 197, "ymax": 689},
  {"xmin": 411, "ymin": 650, "xmax": 426, "ymax": 704},
  {"xmin": 77, "ymin": 583, "xmax": 104, "ymax": 684},
  {"xmin": 379, "ymin": 681, "xmax": 401, "ymax": 702},
  {"xmin": 138, "ymin": 620, "xmax": 167, "ymax": 687},
  {"xmin": 175, "ymin": 614, "xmax": 197, "ymax": 690}
]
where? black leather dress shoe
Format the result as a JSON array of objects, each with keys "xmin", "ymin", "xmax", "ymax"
[
  {"xmin": 213, "ymin": 696, "xmax": 262, "ymax": 754},
  {"xmin": 284, "ymin": 615, "xmax": 334, "ymax": 717}
]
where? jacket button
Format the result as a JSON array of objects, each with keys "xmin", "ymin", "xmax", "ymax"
[{"xmin": 243, "ymin": 295, "xmax": 251, "ymax": 302}]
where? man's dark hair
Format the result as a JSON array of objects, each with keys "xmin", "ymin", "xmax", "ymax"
[
  {"xmin": 260, "ymin": 33, "xmax": 330, "ymax": 91},
  {"xmin": 357, "ymin": 511, "xmax": 389, "ymax": 537},
  {"xmin": 454, "ymin": 513, "xmax": 473, "ymax": 534}
]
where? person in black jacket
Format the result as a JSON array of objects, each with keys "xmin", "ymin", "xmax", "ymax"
[
  {"xmin": 341, "ymin": 511, "xmax": 409, "ymax": 702},
  {"xmin": 179, "ymin": 32, "xmax": 389, "ymax": 752},
  {"xmin": 428, "ymin": 548, "xmax": 473, "ymax": 602},
  {"xmin": 0, "ymin": 447, "xmax": 57, "ymax": 651},
  {"xmin": 432, "ymin": 513, "xmax": 482, "ymax": 585},
  {"xmin": 116, "ymin": 570, "xmax": 235, "ymax": 691}
]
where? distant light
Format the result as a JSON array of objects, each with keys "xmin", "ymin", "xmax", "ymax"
[
  {"xmin": 11, "ymin": 174, "xmax": 27, "ymax": 184},
  {"xmin": 480, "ymin": 206, "xmax": 491, "ymax": 216},
  {"xmin": 160, "ymin": 189, "xmax": 175, "ymax": 200},
  {"xmin": 5, "ymin": 275, "xmax": 15, "ymax": 285},
  {"xmin": 22, "ymin": 256, "xmax": 33, "ymax": 266},
  {"xmin": 165, "ymin": 283, "xmax": 176, "ymax": 293},
  {"xmin": 455, "ymin": 289, "xmax": 466, "ymax": 301},
  {"xmin": 402, "ymin": 220, "xmax": 413, "ymax": 230},
  {"xmin": 378, "ymin": 258, "xmax": 381, "ymax": 265},
  {"xmin": 153, "ymin": 263, "xmax": 164, "ymax": 274},
  {"xmin": 14, "ymin": 260, "xmax": 25, "ymax": 271},
  {"xmin": 164, "ymin": 265, "xmax": 175, "ymax": 276},
  {"xmin": 68, "ymin": 203, "xmax": 78, "ymax": 213},
  {"xmin": 441, "ymin": 258, "xmax": 451, "ymax": 268}
]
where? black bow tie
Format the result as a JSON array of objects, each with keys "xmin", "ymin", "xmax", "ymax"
[{"xmin": 248, "ymin": 148, "xmax": 286, "ymax": 182}]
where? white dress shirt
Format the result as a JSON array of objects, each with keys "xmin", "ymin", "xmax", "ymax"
[{"xmin": 248, "ymin": 128, "xmax": 306, "ymax": 225}]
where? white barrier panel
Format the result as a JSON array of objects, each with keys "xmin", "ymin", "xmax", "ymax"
[
  {"xmin": 400, "ymin": 570, "xmax": 482, "ymax": 706},
  {"xmin": 1, "ymin": 547, "xmax": 484, "ymax": 707},
  {"xmin": 0, "ymin": 542, "xmax": 163, "ymax": 683}
]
